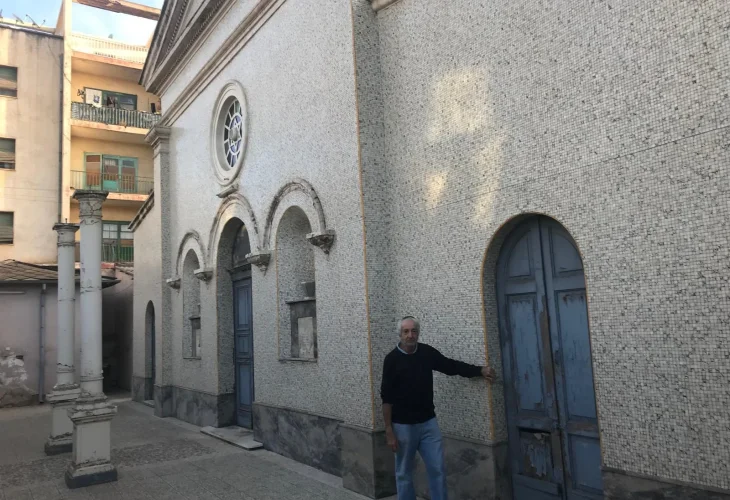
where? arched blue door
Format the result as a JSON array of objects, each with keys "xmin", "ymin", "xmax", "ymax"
[{"xmin": 496, "ymin": 216, "xmax": 603, "ymax": 500}]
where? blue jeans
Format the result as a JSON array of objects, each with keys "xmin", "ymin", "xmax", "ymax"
[{"xmin": 392, "ymin": 418, "xmax": 447, "ymax": 500}]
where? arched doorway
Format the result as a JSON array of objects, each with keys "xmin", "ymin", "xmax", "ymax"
[
  {"xmin": 216, "ymin": 218, "xmax": 254, "ymax": 429},
  {"xmin": 145, "ymin": 301, "xmax": 155, "ymax": 401},
  {"xmin": 496, "ymin": 216, "xmax": 602, "ymax": 500},
  {"xmin": 231, "ymin": 224, "xmax": 253, "ymax": 428}
]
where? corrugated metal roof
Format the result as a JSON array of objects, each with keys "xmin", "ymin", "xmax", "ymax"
[
  {"xmin": 0, "ymin": 260, "xmax": 121, "ymax": 288},
  {"xmin": 0, "ymin": 260, "xmax": 59, "ymax": 281}
]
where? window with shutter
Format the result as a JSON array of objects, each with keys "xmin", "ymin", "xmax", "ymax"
[
  {"xmin": 0, "ymin": 138, "xmax": 15, "ymax": 170},
  {"xmin": 0, "ymin": 66, "xmax": 17, "ymax": 98},
  {"xmin": 0, "ymin": 212, "xmax": 13, "ymax": 244}
]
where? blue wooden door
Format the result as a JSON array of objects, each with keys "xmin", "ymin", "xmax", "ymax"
[
  {"xmin": 497, "ymin": 217, "xmax": 602, "ymax": 500},
  {"xmin": 233, "ymin": 278, "xmax": 254, "ymax": 428}
]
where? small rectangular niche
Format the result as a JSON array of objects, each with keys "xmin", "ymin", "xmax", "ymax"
[{"xmin": 286, "ymin": 297, "xmax": 317, "ymax": 360}]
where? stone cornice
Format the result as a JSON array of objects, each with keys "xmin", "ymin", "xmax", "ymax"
[
  {"xmin": 128, "ymin": 190, "xmax": 155, "ymax": 232},
  {"xmin": 143, "ymin": 0, "xmax": 235, "ymax": 95},
  {"xmin": 156, "ymin": 0, "xmax": 286, "ymax": 127},
  {"xmin": 370, "ymin": 0, "xmax": 403, "ymax": 11}
]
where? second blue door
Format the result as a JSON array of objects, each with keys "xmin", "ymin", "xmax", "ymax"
[
  {"xmin": 497, "ymin": 216, "xmax": 603, "ymax": 500},
  {"xmin": 233, "ymin": 277, "xmax": 254, "ymax": 428}
]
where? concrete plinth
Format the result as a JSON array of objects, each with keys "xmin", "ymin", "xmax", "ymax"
[
  {"xmin": 65, "ymin": 394, "xmax": 118, "ymax": 488},
  {"xmin": 45, "ymin": 385, "xmax": 81, "ymax": 455}
]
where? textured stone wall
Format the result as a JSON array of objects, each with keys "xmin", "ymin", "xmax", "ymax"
[
  {"xmin": 161, "ymin": 0, "xmax": 373, "ymax": 427},
  {"xmin": 374, "ymin": 0, "xmax": 730, "ymax": 491}
]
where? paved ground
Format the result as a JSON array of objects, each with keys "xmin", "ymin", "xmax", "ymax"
[{"xmin": 0, "ymin": 394, "xmax": 374, "ymax": 500}]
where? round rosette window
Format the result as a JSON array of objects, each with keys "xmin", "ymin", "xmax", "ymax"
[{"xmin": 211, "ymin": 81, "xmax": 248, "ymax": 186}]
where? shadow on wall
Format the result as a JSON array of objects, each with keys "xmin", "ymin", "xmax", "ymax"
[{"xmin": 102, "ymin": 267, "xmax": 135, "ymax": 392}]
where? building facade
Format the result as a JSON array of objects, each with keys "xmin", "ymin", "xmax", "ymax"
[
  {"xmin": 0, "ymin": 24, "xmax": 63, "ymax": 263},
  {"xmin": 132, "ymin": 1, "xmax": 730, "ymax": 499},
  {"xmin": 0, "ymin": 0, "xmax": 161, "ymax": 267}
]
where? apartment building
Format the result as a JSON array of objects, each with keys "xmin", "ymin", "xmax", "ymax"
[{"xmin": 0, "ymin": 0, "xmax": 160, "ymax": 266}]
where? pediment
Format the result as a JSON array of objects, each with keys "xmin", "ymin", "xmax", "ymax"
[{"xmin": 141, "ymin": 0, "xmax": 231, "ymax": 93}]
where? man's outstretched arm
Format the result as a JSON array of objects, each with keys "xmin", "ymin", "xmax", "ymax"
[{"xmin": 432, "ymin": 348, "xmax": 496, "ymax": 381}]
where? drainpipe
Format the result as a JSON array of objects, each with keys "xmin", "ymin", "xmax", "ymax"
[
  {"xmin": 57, "ymin": 53, "xmax": 64, "ymax": 223},
  {"xmin": 39, "ymin": 284, "xmax": 47, "ymax": 403}
]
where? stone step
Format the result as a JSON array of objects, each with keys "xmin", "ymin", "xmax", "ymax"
[
  {"xmin": 201, "ymin": 425, "xmax": 263, "ymax": 450},
  {"xmin": 142, "ymin": 400, "xmax": 154, "ymax": 408}
]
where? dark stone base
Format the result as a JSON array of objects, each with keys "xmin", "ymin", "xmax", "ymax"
[
  {"xmin": 341, "ymin": 424, "xmax": 396, "ymax": 498},
  {"xmin": 131, "ymin": 375, "xmax": 152, "ymax": 403},
  {"xmin": 604, "ymin": 468, "xmax": 730, "ymax": 499},
  {"xmin": 154, "ymin": 384, "xmax": 235, "ymax": 427},
  {"xmin": 153, "ymin": 385, "xmax": 173, "ymax": 418},
  {"xmin": 413, "ymin": 434, "xmax": 509, "ymax": 500},
  {"xmin": 65, "ymin": 466, "xmax": 118, "ymax": 489},
  {"xmin": 253, "ymin": 402, "xmax": 342, "ymax": 477},
  {"xmin": 44, "ymin": 441, "xmax": 72, "ymax": 455}
]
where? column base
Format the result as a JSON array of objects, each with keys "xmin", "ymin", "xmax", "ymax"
[
  {"xmin": 45, "ymin": 385, "xmax": 80, "ymax": 456},
  {"xmin": 65, "ymin": 462, "xmax": 118, "ymax": 489},
  {"xmin": 67, "ymin": 393, "xmax": 117, "ymax": 488}
]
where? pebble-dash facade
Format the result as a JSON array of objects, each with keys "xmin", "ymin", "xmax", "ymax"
[{"xmin": 131, "ymin": 1, "xmax": 730, "ymax": 499}]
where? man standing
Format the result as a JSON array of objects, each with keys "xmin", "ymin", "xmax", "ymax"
[{"xmin": 380, "ymin": 316, "xmax": 496, "ymax": 500}]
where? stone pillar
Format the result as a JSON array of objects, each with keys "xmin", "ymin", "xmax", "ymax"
[
  {"xmin": 45, "ymin": 223, "xmax": 81, "ymax": 455},
  {"xmin": 146, "ymin": 126, "xmax": 174, "ymax": 417},
  {"xmin": 66, "ymin": 190, "xmax": 117, "ymax": 488}
]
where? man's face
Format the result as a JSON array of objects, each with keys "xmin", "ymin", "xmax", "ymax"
[{"xmin": 400, "ymin": 319, "xmax": 419, "ymax": 348}]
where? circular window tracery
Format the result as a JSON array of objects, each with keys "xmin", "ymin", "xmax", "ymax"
[
  {"xmin": 210, "ymin": 81, "xmax": 248, "ymax": 186},
  {"xmin": 223, "ymin": 100, "xmax": 243, "ymax": 170}
]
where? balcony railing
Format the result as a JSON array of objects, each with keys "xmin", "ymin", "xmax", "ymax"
[
  {"xmin": 72, "ymin": 102, "xmax": 161, "ymax": 129},
  {"xmin": 75, "ymin": 242, "xmax": 134, "ymax": 264},
  {"xmin": 70, "ymin": 33, "xmax": 148, "ymax": 65},
  {"xmin": 71, "ymin": 170, "xmax": 153, "ymax": 196}
]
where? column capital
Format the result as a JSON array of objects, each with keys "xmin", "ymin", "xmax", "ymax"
[
  {"xmin": 53, "ymin": 223, "xmax": 79, "ymax": 247},
  {"xmin": 73, "ymin": 190, "xmax": 108, "ymax": 220},
  {"xmin": 146, "ymin": 125, "xmax": 171, "ymax": 154}
]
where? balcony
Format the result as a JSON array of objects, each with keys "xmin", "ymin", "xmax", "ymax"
[
  {"xmin": 75, "ymin": 242, "xmax": 134, "ymax": 264},
  {"xmin": 70, "ymin": 33, "xmax": 148, "ymax": 66},
  {"xmin": 71, "ymin": 170, "xmax": 153, "ymax": 203},
  {"xmin": 72, "ymin": 102, "xmax": 161, "ymax": 130}
]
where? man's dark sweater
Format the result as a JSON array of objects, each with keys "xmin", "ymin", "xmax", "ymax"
[{"xmin": 380, "ymin": 343, "xmax": 483, "ymax": 424}]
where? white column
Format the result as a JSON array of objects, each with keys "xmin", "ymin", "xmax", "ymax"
[
  {"xmin": 66, "ymin": 190, "xmax": 117, "ymax": 488},
  {"xmin": 45, "ymin": 223, "xmax": 81, "ymax": 455}
]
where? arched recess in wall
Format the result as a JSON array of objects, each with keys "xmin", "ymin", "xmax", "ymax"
[
  {"xmin": 482, "ymin": 213, "xmax": 602, "ymax": 499},
  {"xmin": 275, "ymin": 206, "xmax": 317, "ymax": 360},
  {"xmin": 175, "ymin": 230, "xmax": 207, "ymax": 278},
  {"xmin": 263, "ymin": 178, "xmax": 329, "ymax": 252},
  {"xmin": 215, "ymin": 217, "xmax": 249, "ymax": 394},
  {"xmin": 144, "ymin": 301, "xmax": 156, "ymax": 401},
  {"xmin": 182, "ymin": 249, "xmax": 202, "ymax": 359}
]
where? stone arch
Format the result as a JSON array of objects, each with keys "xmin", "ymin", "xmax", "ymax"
[
  {"xmin": 263, "ymin": 178, "xmax": 328, "ymax": 251},
  {"xmin": 482, "ymin": 213, "xmax": 601, "ymax": 499},
  {"xmin": 215, "ymin": 217, "xmax": 249, "ymax": 395},
  {"xmin": 208, "ymin": 193, "xmax": 260, "ymax": 266},
  {"xmin": 175, "ymin": 230, "xmax": 207, "ymax": 277}
]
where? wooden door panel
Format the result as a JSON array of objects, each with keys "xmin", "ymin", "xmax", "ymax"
[
  {"xmin": 498, "ymin": 217, "xmax": 603, "ymax": 500},
  {"xmin": 540, "ymin": 219, "xmax": 603, "ymax": 500},
  {"xmin": 508, "ymin": 294, "xmax": 548, "ymax": 414},
  {"xmin": 498, "ymin": 220, "xmax": 564, "ymax": 500},
  {"xmin": 234, "ymin": 278, "xmax": 254, "ymax": 429}
]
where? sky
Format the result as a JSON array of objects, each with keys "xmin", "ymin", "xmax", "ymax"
[{"xmin": 0, "ymin": 0, "xmax": 164, "ymax": 44}]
